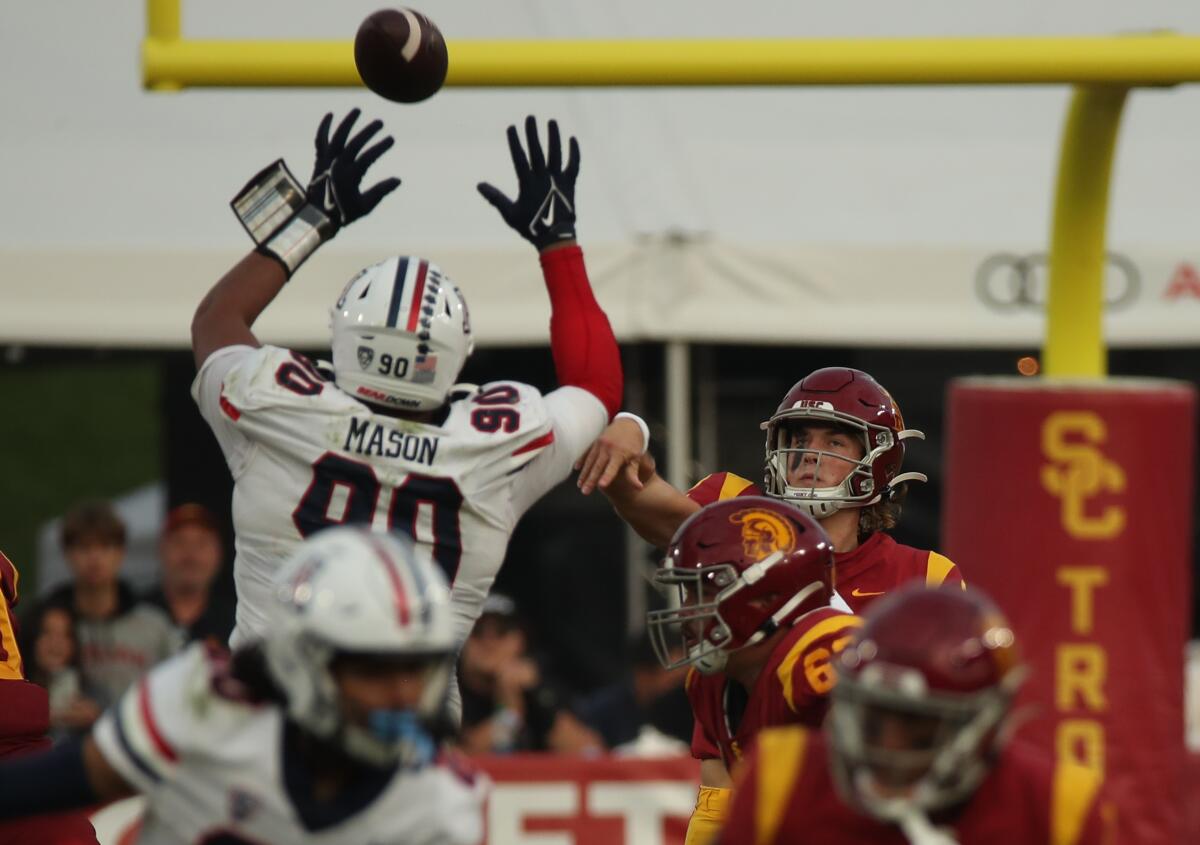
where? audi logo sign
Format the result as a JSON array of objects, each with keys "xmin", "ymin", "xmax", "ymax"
[{"xmin": 975, "ymin": 252, "xmax": 1140, "ymax": 311}]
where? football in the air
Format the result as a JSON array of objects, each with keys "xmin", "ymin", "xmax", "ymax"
[{"xmin": 354, "ymin": 8, "xmax": 448, "ymax": 104}]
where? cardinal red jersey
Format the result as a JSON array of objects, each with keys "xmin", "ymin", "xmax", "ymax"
[
  {"xmin": 720, "ymin": 726, "xmax": 1111, "ymax": 845},
  {"xmin": 0, "ymin": 551, "xmax": 47, "ymax": 757},
  {"xmin": 686, "ymin": 472, "xmax": 963, "ymax": 613},
  {"xmin": 0, "ymin": 552, "xmax": 100, "ymax": 845},
  {"xmin": 834, "ymin": 532, "xmax": 962, "ymax": 613},
  {"xmin": 686, "ymin": 607, "xmax": 862, "ymax": 770}
]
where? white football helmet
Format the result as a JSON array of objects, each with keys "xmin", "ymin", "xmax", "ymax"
[
  {"xmin": 263, "ymin": 526, "xmax": 455, "ymax": 767},
  {"xmin": 330, "ymin": 256, "xmax": 475, "ymax": 411}
]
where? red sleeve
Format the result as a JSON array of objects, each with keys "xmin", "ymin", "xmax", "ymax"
[{"xmin": 539, "ymin": 245, "xmax": 622, "ymax": 420}]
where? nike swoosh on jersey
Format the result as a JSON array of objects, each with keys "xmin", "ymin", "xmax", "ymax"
[{"xmin": 850, "ymin": 588, "xmax": 885, "ymax": 597}]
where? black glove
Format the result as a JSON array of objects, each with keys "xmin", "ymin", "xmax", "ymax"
[
  {"xmin": 307, "ymin": 108, "xmax": 401, "ymax": 237},
  {"xmin": 232, "ymin": 109, "xmax": 401, "ymax": 277},
  {"xmin": 478, "ymin": 116, "xmax": 580, "ymax": 251}
]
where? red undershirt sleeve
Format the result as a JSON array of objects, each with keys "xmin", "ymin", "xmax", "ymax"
[{"xmin": 539, "ymin": 245, "xmax": 623, "ymax": 420}]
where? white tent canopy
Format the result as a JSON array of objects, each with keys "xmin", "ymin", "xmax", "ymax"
[
  {"xmin": 3, "ymin": 0, "xmax": 1200, "ymax": 349},
  {"xmin": 2, "ymin": 241, "xmax": 1195, "ymax": 349}
]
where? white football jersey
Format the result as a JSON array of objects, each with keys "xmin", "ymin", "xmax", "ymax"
[
  {"xmin": 93, "ymin": 644, "xmax": 486, "ymax": 845},
  {"xmin": 193, "ymin": 345, "xmax": 607, "ymax": 649}
]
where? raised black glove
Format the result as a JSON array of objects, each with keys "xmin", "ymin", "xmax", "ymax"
[
  {"xmin": 478, "ymin": 116, "xmax": 580, "ymax": 251},
  {"xmin": 231, "ymin": 109, "xmax": 400, "ymax": 277},
  {"xmin": 306, "ymin": 108, "xmax": 401, "ymax": 235}
]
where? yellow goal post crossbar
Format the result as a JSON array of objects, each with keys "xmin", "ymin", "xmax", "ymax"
[{"xmin": 144, "ymin": 0, "xmax": 1200, "ymax": 377}]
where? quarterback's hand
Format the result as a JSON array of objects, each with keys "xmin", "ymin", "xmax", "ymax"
[
  {"xmin": 307, "ymin": 108, "xmax": 401, "ymax": 235},
  {"xmin": 576, "ymin": 418, "xmax": 646, "ymax": 496},
  {"xmin": 478, "ymin": 116, "xmax": 579, "ymax": 251}
]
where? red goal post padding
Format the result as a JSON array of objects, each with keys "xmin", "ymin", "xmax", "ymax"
[{"xmin": 943, "ymin": 377, "xmax": 1196, "ymax": 845}]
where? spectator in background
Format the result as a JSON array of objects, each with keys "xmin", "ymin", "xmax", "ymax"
[
  {"xmin": 34, "ymin": 501, "xmax": 181, "ymax": 725},
  {"xmin": 143, "ymin": 503, "xmax": 235, "ymax": 647},
  {"xmin": 575, "ymin": 633, "xmax": 692, "ymax": 754},
  {"xmin": 458, "ymin": 594, "xmax": 603, "ymax": 756},
  {"xmin": 24, "ymin": 606, "xmax": 84, "ymax": 742}
]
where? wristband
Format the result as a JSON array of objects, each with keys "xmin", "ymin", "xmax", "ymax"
[
  {"xmin": 260, "ymin": 204, "xmax": 336, "ymax": 277},
  {"xmin": 231, "ymin": 159, "xmax": 306, "ymax": 244},
  {"xmin": 231, "ymin": 159, "xmax": 335, "ymax": 277},
  {"xmin": 615, "ymin": 412, "xmax": 650, "ymax": 456}
]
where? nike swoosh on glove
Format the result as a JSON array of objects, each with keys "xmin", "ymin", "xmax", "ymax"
[{"xmin": 477, "ymin": 115, "xmax": 579, "ymax": 251}]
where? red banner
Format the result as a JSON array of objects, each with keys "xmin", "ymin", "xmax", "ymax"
[
  {"xmin": 943, "ymin": 377, "xmax": 1196, "ymax": 845},
  {"xmin": 477, "ymin": 755, "xmax": 699, "ymax": 844},
  {"xmin": 90, "ymin": 755, "xmax": 701, "ymax": 845}
]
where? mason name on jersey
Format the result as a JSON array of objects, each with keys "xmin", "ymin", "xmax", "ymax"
[{"xmin": 344, "ymin": 417, "xmax": 440, "ymax": 466}]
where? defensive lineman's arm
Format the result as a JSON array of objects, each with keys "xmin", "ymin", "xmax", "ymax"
[
  {"xmin": 192, "ymin": 109, "xmax": 401, "ymax": 368},
  {"xmin": 478, "ymin": 116, "xmax": 623, "ymax": 423}
]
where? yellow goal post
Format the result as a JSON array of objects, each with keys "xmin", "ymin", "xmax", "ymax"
[{"xmin": 144, "ymin": 0, "xmax": 1200, "ymax": 377}]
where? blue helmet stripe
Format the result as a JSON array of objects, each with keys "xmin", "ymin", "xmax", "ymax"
[{"xmin": 385, "ymin": 257, "xmax": 410, "ymax": 328}]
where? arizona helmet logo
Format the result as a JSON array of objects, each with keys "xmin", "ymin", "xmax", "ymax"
[
  {"xmin": 357, "ymin": 346, "xmax": 374, "ymax": 370},
  {"xmin": 729, "ymin": 508, "xmax": 797, "ymax": 559}
]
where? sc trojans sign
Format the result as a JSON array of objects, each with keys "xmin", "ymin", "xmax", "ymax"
[{"xmin": 943, "ymin": 377, "xmax": 1196, "ymax": 845}]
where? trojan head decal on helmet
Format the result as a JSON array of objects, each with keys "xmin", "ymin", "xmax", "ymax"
[{"xmin": 647, "ymin": 497, "xmax": 834, "ymax": 675}]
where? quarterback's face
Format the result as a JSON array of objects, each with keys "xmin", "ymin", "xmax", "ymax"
[
  {"xmin": 784, "ymin": 423, "xmax": 865, "ymax": 488},
  {"xmin": 332, "ymin": 654, "xmax": 436, "ymax": 722}
]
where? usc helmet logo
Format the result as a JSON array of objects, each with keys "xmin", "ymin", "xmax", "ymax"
[
  {"xmin": 1040, "ymin": 411, "xmax": 1126, "ymax": 540},
  {"xmin": 730, "ymin": 509, "xmax": 797, "ymax": 559}
]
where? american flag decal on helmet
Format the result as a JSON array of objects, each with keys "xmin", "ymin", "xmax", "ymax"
[{"xmin": 413, "ymin": 355, "xmax": 438, "ymax": 385}]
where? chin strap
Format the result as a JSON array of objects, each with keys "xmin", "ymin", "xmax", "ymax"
[
  {"xmin": 896, "ymin": 808, "xmax": 960, "ymax": 845},
  {"xmin": 741, "ymin": 580, "xmax": 826, "ymax": 649}
]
